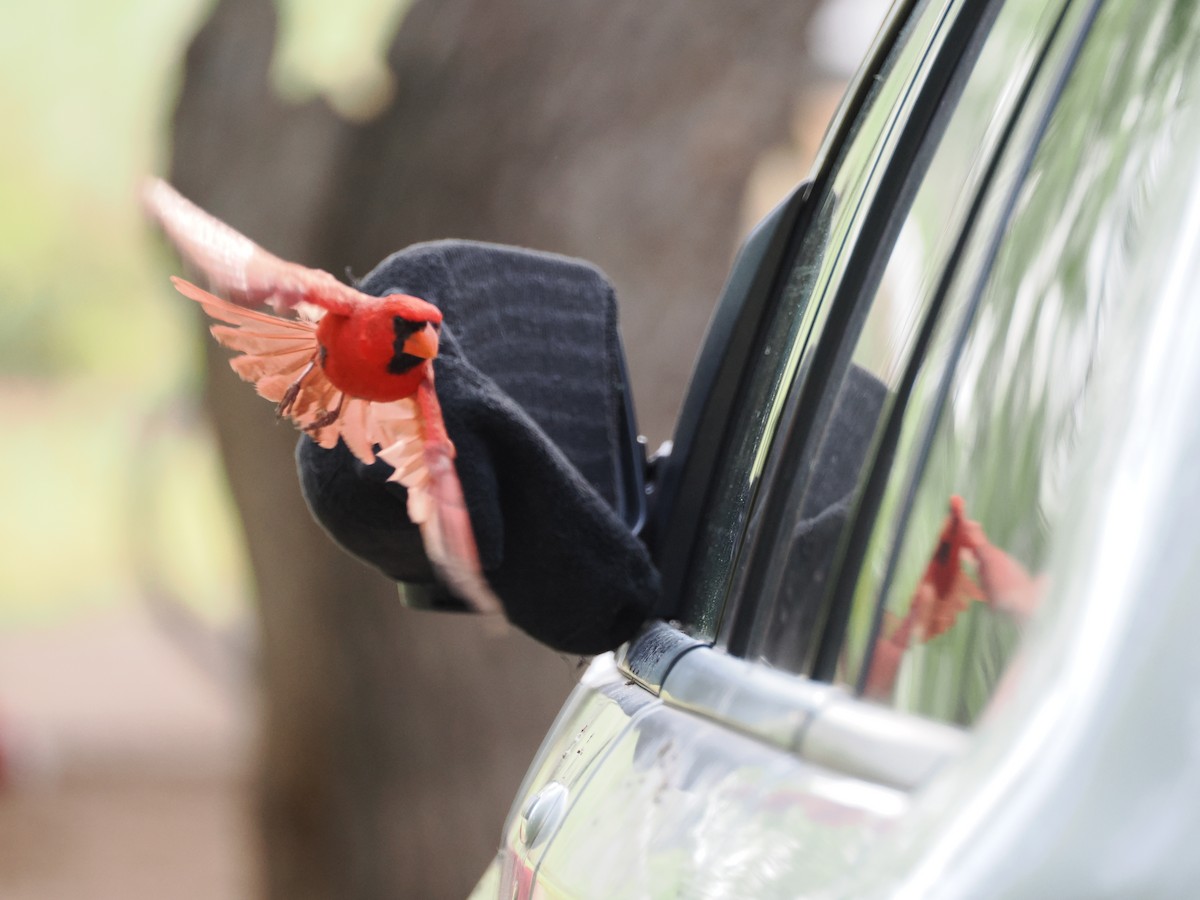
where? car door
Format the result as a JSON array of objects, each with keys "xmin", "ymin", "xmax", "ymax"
[{"xmin": 478, "ymin": 0, "xmax": 1200, "ymax": 894}]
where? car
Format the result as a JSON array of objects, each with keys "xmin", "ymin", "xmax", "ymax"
[{"xmin": 471, "ymin": 0, "xmax": 1200, "ymax": 894}]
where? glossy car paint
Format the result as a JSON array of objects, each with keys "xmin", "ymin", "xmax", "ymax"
[{"xmin": 477, "ymin": 0, "xmax": 1200, "ymax": 894}]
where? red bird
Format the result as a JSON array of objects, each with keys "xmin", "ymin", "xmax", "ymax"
[
  {"xmin": 863, "ymin": 495, "xmax": 1043, "ymax": 699},
  {"xmin": 143, "ymin": 178, "xmax": 501, "ymax": 615}
]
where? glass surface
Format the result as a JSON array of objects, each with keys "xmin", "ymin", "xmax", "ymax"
[
  {"xmin": 678, "ymin": 0, "xmax": 952, "ymax": 637},
  {"xmin": 736, "ymin": 0, "xmax": 1075, "ymax": 670},
  {"xmin": 842, "ymin": 0, "xmax": 1200, "ymax": 725},
  {"xmin": 676, "ymin": 0, "xmax": 934, "ymax": 637}
]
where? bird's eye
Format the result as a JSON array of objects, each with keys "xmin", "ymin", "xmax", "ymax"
[{"xmin": 392, "ymin": 317, "xmax": 423, "ymax": 340}]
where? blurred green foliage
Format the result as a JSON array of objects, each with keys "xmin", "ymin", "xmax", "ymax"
[{"xmin": 0, "ymin": 0, "xmax": 407, "ymax": 623}]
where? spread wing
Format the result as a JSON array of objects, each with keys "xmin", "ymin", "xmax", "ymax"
[
  {"xmin": 145, "ymin": 178, "xmax": 361, "ymax": 316},
  {"xmin": 171, "ymin": 276, "xmax": 500, "ymax": 615},
  {"xmin": 170, "ymin": 277, "xmax": 343, "ymax": 435},
  {"xmin": 374, "ymin": 389, "xmax": 503, "ymax": 616}
]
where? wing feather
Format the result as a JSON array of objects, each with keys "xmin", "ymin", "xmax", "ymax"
[
  {"xmin": 372, "ymin": 392, "xmax": 501, "ymax": 615},
  {"xmin": 145, "ymin": 178, "xmax": 363, "ymax": 315},
  {"xmin": 171, "ymin": 278, "xmax": 347, "ymax": 433},
  {"xmin": 255, "ymin": 373, "xmax": 301, "ymax": 404},
  {"xmin": 210, "ymin": 325, "xmax": 318, "ymax": 346},
  {"xmin": 338, "ymin": 397, "xmax": 376, "ymax": 464},
  {"xmin": 228, "ymin": 347, "xmax": 315, "ymax": 383}
]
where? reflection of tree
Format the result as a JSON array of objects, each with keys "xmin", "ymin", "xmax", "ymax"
[{"xmin": 168, "ymin": 0, "xmax": 818, "ymax": 895}]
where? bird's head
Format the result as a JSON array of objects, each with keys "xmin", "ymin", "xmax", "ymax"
[{"xmin": 314, "ymin": 294, "xmax": 443, "ymax": 402}]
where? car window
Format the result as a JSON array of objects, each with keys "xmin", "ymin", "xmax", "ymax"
[
  {"xmin": 723, "ymin": 0, "xmax": 1077, "ymax": 669},
  {"xmin": 677, "ymin": 0, "xmax": 1014, "ymax": 639},
  {"xmin": 673, "ymin": 0, "xmax": 934, "ymax": 637},
  {"xmin": 832, "ymin": 0, "xmax": 1200, "ymax": 725}
]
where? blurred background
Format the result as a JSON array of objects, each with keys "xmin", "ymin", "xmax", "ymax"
[{"xmin": 0, "ymin": 0, "xmax": 883, "ymax": 896}]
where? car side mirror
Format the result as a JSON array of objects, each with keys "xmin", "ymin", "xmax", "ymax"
[{"xmin": 296, "ymin": 240, "xmax": 660, "ymax": 654}]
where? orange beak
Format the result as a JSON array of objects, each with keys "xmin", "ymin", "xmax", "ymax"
[{"xmin": 402, "ymin": 323, "xmax": 439, "ymax": 360}]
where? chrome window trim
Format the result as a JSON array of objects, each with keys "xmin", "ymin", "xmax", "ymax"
[
  {"xmin": 620, "ymin": 625, "xmax": 967, "ymax": 791},
  {"xmin": 617, "ymin": 620, "xmax": 705, "ymax": 692}
]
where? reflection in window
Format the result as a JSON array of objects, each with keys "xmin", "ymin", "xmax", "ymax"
[
  {"xmin": 845, "ymin": 0, "xmax": 1200, "ymax": 725},
  {"xmin": 858, "ymin": 495, "xmax": 1037, "ymax": 707},
  {"xmin": 738, "ymin": 0, "xmax": 1068, "ymax": 669}
]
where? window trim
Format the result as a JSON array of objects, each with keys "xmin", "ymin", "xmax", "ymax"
[{"xmin": 620, "ymin": 622, "xmax": 967, "ymax": 791}]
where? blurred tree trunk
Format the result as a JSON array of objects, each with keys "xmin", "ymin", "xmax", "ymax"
[{"xmin": 168, "ymin": 0, "xmax": 817, "ymax": 897}]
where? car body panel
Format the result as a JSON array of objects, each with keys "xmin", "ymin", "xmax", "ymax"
[
  {"xmin": 532, "ymin": 654, "xmax": 908, "ymax": 899},
  {"xmin": 495, "ymin": 663, "xmax": 660, "ymax": 891},
  {"xmin": 479, "ymin": 0, "xmax": 1200, "ymax": 895}
]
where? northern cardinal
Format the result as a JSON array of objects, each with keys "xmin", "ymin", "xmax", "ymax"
[{"xmin": 143, "ymin": 178, "xmax": 501, "ymax": 615}]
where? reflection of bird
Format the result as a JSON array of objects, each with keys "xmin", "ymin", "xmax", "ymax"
[
  {"xmin": 864, "ymin": 495, "xmax": 1042, "ymax": 700},
  {"xmin": 143, "ymin": 178, "xmax": 500, "ymax": 615}
]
